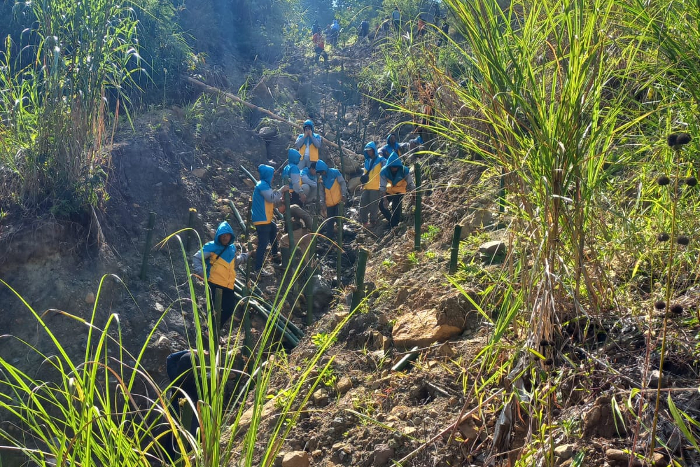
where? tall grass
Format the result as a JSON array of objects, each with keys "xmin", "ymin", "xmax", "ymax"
[
  {"xmin": 0, "ymin": 230, "xmax": 351, "ymax": 466},
  {"xmin": 376, "ymin": 0, "xmax": 700, "ymax": 462},
  {"xmin": 0, "ymin": 0, "xmax": 141, "ymax": 214}
]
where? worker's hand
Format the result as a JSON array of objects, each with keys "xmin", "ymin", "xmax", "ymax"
[
  {"xmin": 321, "ymin": 208, "xmax": 327, "ymax": 218},
  {"xmin": 382, "ymin": 197, "xmax": 389, "ymax": 209},
  {"xmin": 281, "ymin": 185, "xmax": 290, "ymax": 193},
  {"xmin": 300, "ymin": 193, "xmax": 307, "ymax": 203}
]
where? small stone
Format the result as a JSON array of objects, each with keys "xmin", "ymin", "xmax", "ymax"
[
  {"xmin": 337, "ymin": 377, "xmax": 352, "ymax": 394},
  {"xmin": 403, "ymin": 426, "xmax": 418, "ymax": 437},
  {"xmin": 652, "ymin": 452, "xmax": 668, "ymax": 467},
  {"xmin": 479, "ymin": 240, "xmax": 506, "ymax": 257},
  {"xmin": 312, "ymin": 388, "xmax": 329, "ymax": 406},
  {"xmin": 554, "ymin": 444, "xmax": 574, "ymax": 461},
  {"xmin": 191, "ymin": 168, "xmax": 206, "ymax": 178},
  {"xmin": 373, "ymin": 444, "xmax": 394, "ymax": 467},
  {"xmin": 85, "ymin": 292, "xmax": 95, "ymax": 304},
  {"xmin": 281, "ymin": 450, "xmax": 310, "ymax": 467},
  {"xmin": 606, "ymin": 449, "xmax": 628, "ymax": 462},
  {"xmin": 155, "ymin": 335, "xmax": 170, "ymax": 349},
  {"xmin": 332, "ymin": 312, "xmax": 349, "ymax": 327},
  {"xmin": 648, "ymin": 370, "xmax": 670, "ymax": 389}
]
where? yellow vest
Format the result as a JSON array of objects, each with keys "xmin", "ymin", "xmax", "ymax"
[
  {"xmin": 299, "ymin": 143, "xmax": 319, "ymax": 162},
  {"xmin": 253, "ymin": 200, "xmax": 274, "ymax": 225},
  {"xmin": 365, "ymin": 162, "xmax": 383, "ymax": 191},
  {"xmin": 386, "ymin": 178, "xmax": 407, "ymax": 195},
  {"xmin": 208, "ymin": 255, "xmax": 237, "ymax": 289},
  {"xmin": 325, "ymin": 180, "xmax": 342, "ymax": 207}
]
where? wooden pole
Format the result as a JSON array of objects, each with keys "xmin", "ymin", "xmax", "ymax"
[{"xmin": 140, "ymin": 212, "xmax": 156, "ymax": 281}]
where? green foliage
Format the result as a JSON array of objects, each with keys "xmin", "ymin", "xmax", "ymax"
[
  {"xmin": 311, "ymin": 332, "xmax": 337, "ymax": 348},
  {"xmin": 421, "ymin": 224, "xmax": 440, "ymax": 244}
]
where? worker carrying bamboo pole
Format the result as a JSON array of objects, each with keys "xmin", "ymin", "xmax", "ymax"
[{"xmin": 192, "ymin": 221, "xmax": 250, "ymax": 328}]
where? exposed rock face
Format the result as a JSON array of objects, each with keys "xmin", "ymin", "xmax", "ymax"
[
  {"xmin": 392, "ymin": 289, "xmax": 479, "ymax": 347},
  {"xmin": 392, "ymin": 308, "xmax": 462, "ymax": 347}
]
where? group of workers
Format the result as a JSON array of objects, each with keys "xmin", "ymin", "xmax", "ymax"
[{"xmin": 192, "ymin": 119, "xmax": 422, "ymax": 331}]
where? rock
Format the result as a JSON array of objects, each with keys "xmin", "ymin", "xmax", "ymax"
[
  {"xmin": 437, "ymin": 342, "xmax": 455, "ymax": 357},
  {"xmin": 403, "ymin": 426, "xmax": 418, "ymax": 437},
  {"xmin": 85, "ymin": 292, "xmax": 95, "ymax": 304},
  {"xmin": 258, "ymin": 126, "xmax": 278, "ymax": 139},
  {"xmin": 369, "ymin": 330, "xmax": 385, "ymax": 350},
  {"xmin": 394, "ymin": 286, "xmax": 411, "ymax": 307},
  {"xmin": 347, "ymin": 176, "xmax": 362, "ymax": 192},
  {"xmin": 155, "ymin": 335, "xmax": 170, "ymax": 349},
  {"xmin": 652, "ymin": 452, "xmax": 668, "ymax": 467},
  {"xmin": 437, "ymin": 289, "xmax": 479, "ymax": 330},
  {"xmin": 312, "ymin": 388, "xmax": 329, "ymax": 406},
  {"xmin": 648, "ymin": 370, "xmax": 670, "ymax": 389},
  {"xmin": 191, "ymin": 168, "xmax": 207, "ymax": 179},
  {"xmin": 282, "ymin": 451, "xmax": 310, "ymax": 467},
  {"xmin": 337, "ymin": 376, "xmax": 352, "ymax": 394},
  {"xmin": 554, "ymin": 444, "xmax": 574, "ymax": 461},
  {"xmin": 392, "ymin": 309, "xmax": 463, "ymax": 347},
  {"xmin": 311, "ymin": 275, "xmax": 334, "ymax": 312},
  {"xmin": 332, "ymin": 312, "xmax": 349, "ymax": 327},
  {"xmin": 373, "ymin": 444, "xmax": 394, "ymax": 466},
  {"xmin": 479, "ymin": 240, "xmax": 506, "ymax": 257},
  {"xmin": 457, "ymin": 417, "xmax": 479, "ymax": 441},
  {"xmin": 583, "ymin": 396, "xmax": 628, "ymax": 438},
  {"xmin": 331, "ymin": 443, "xmax": 352, "ymax": 462},
  {"xmin": 237, "ymin": 398, "xmax": 277, "ymax": 434},
  {"xmin": 605, "ymin": 449, "xmax": 643, "ymax": 466}
]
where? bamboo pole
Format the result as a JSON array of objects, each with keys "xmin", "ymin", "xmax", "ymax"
[
  {"xmin": 306, "ymin": 218, "xmax": 318, "ymax": 326},
  {"xmin": 336, "ymin": 201, "xmax": 344, "ymax": 283},
  {"xmin": 414, "ymin": 162, "xmax": 422, "ymax": 251},
  {"xmin": 351, "ymin": 248, "xmax": 369, "ymax": 311},
  {"xmin": 140, "ymin": 212, "xmax": 156, "ymax": 281},
  {"xmin": 283, "ymin": 192, "xmax": 295, "ymax": 250},
  {"xmin": 214, "ymin": 288, "xmax": 223, "ymax": 352},
  {"xmin": 449, "ymin": 225, "xmax": 462, "ymax": 274},
  {"xmin": 185, "ymin": 208, "xmax": 196, "ymax": 252},
  {"xmin": 242, "ymin": 199, "xmax": 253, "ymax": 357},
  {"xmin": 391, "ymin": 346, "xmax": 420, "ymax": 372},
  {"xmin": 184, "ymin": 76, "xmax": 360, "ymax": 161},
  {"xmin": 227, "ymin": 200, "xmax": 247, "ymax": 235}
]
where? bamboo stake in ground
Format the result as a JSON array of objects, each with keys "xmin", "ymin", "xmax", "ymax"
[
  {"xmin": 414, "ymin": 162, "xmax": 422, "ymax": 251},
  {"xmin": 449, "ymin": 225, "xmax": 462, "ymax": 274},
  {"xmin": 351, "ymin": 248, "xmax": 369, "ymax": 311},
  {"xmin": 185, "ymin": 208, "xmax": 196, "ymax": 252}
]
